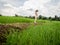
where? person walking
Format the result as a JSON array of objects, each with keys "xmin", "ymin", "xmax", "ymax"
[{"xmin": 34, "ymin": 10, "xmax": 38, "ymax": 23}]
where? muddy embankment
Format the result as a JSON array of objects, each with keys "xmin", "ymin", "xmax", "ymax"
[{"xmin": 0, "ymin": 23, "xmax": 30, "ymax": 45}]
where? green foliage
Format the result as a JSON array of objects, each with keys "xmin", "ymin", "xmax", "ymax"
[
  {"xmin": 49, "ymin": 17, "xmax": 52, "ymax": 20},
  {"xmin": 0, "ymin": 14, "xmax": 2, "ymax": 16},
  {"xmin": 38, "ymin": 15, "xmax": 60, "ymax": 21},
  {"xmin": 0, "ymin": 16, "xmax": 34, "ymax": 23},
  {"xmin": 6, "ymin": 21, "xmax": 60, "ymax": 45},
  {"xmin": 0, "ymin": 16, "xmax": 60, "ymax": 45},
  {"xmin": 15, "ymin": 14, "xmax": 19, "ymax": 17},
  {"xmin": 39, "ymin": 15, "xmax": 42, "ymax": 19}
]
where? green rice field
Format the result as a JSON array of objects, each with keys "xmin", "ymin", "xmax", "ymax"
[{"xmin": 0, "ymin": 16, "xmax": 60, "ymax": 45}]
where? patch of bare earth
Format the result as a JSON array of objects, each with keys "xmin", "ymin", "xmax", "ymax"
[{"xmin": 0, "ymin": 23, "xmax": 30, "ymax": 45}]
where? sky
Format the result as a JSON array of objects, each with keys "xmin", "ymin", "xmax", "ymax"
[{"xmin": 0, "ymin": 0, "xmax": 60, "ymax": 17}]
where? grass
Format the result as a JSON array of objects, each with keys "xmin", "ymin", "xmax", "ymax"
[
  {"xmin": 0, "ymin": 16, "xmax": 52, "ymax": 24},
  {"xmin": 0, "ymin": 16, "xmax": 60, "ymax": 45},
  {"xmin": 6, "ymin": 22, "xmax": 60, "ymax": 45},
  {"xmin": 0, "ymin": 16, "xmax": 34, "ymax": 23}
]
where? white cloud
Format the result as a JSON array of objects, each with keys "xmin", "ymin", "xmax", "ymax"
[
  {"xmin": 0, "ymin": 0, "xmax": 60, "ymax": 17},
  {"xmin": 1, "ymin": 4, "xmax": 17, "ymax": 16},
  {"xmin": 19, "ymin": 0, "xmax": 51, "ymax": 16},
  {"xmin": 44, "ymin": 1, "xmax": 60, "ymax": 17},
  {"xmin": 19, "ymin": 0, "xmax": 60, "ymax": 17},
  {"xmin": 22, "ymin": 0, "xmax": 50, "ymax": 10}
]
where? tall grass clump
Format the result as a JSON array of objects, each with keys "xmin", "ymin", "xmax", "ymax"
[{"xmin": 5, "ymin": 21, "xmax": 60, "ymax": 45}]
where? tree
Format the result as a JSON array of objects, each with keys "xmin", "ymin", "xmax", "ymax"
[
  {"xmin": 51, "ymin": 18, "xmax": 55, "ymax": 21},
  {"xmin": 0, "ymin": 14, "xmax": 2, "ymax": 16},
  {"xmin": 15, "ymin": 14, "xmax": 18, "ymax": 17},
  {"xmin": 39, "ymin": 15, "xmax": 42, "ymax": 19},
  {"xmin": 29, "ymin": 16, "xmax": 32, "ymax": 18},
  {"xmin": 32, "ymin": 16, "xmax": 35, "ymax": 19},
  {"xmin": 49, "ymin": 17, "xmax": 52, "ymax": 19},
  {"xmin": 55, "ymin": 15, "xmax": 58, "ymax": 20},
  {"xmin": 58, "ymin": 17, "xmax": 60, "ymax": 21},
  {"xmin": 42, "ymin": 16, "xmax": 47, "ymax": 20}
]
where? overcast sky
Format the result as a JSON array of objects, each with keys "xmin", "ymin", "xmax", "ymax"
[{"xmin": 0, "ymin": 0, "xmax": 60, "ymax": 17}]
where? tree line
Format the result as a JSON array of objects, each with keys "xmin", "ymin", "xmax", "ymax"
[
  {"xmin": 28, "ymin": 15, "xmax": 60, "ymax": 21},
  {"xmin": 0, "ymin": 14, "xmax": 60, "ymax": 21}
]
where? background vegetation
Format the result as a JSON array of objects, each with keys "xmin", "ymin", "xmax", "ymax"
[{"xmin": 0, "ymin": 15, "xmax": 60, "ymax": 45}]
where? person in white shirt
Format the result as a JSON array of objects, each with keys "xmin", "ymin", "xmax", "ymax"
[{"xmin": 34, "ymin": 10, "xmax": 38, "ymax": 23}]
